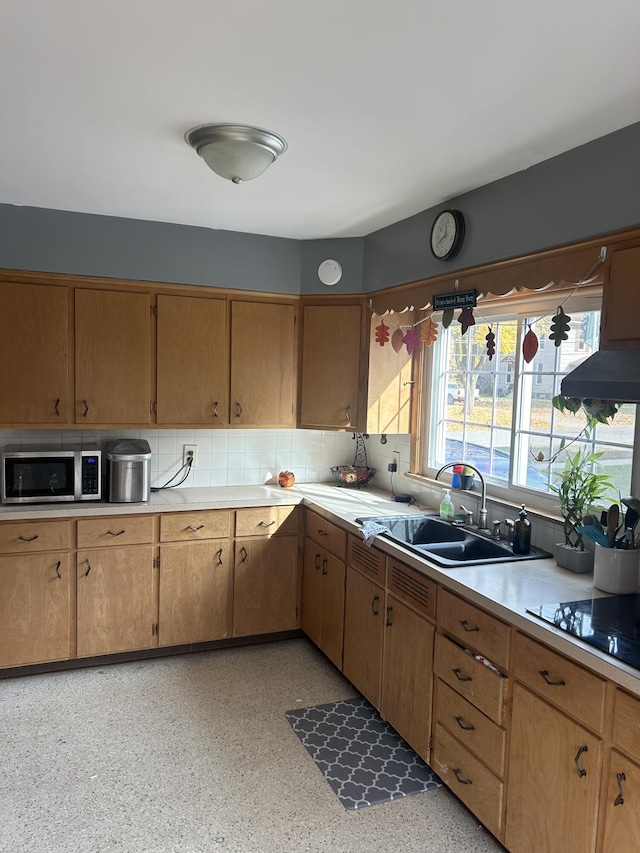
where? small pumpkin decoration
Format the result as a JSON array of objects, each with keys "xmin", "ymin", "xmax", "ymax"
[{"xmin": 278, "ymin": 470, "xmax": 295, "ymax": 488}]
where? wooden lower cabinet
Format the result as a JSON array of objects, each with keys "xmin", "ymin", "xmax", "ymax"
[
  {"xmin": 233, "ymin": 536, "xmax": 299, "ymax": 636},
  {"xmin": 301, "ymin": 537, "xmax": 345, "ymax": 669},
  {"xmin": 76, "ymin": 545, "xmax": 156, "ymax": 656},
  {"xmin": 381, "ymin": 592, "xmax": 434, "ymax": 761},
  {"xmin": 602, "ymin": 750, "xmax": 640, "ymax": 851},
  {"xmin": 343, "ymin": 565, "xmax": 384, "ymax": 707},
  {"xmin": 0, "ymin": 553, "xmax": 72, "ymax": 667},
  {"xmin": 158, "ymin": 540, "xmax": 231, "ymax": 645},
  {"xmin": 505, "ymin": 683, "xmax": 602, "ymax": 853}
]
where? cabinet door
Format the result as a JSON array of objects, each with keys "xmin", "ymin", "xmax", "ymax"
[
  {"xmin": 233, "ymin": 536, "xmax": 299, "ymax": 636},
  {"xmin": 602, "ymin": 750, "xmax": 640, "ymax": 852},
  {"xmin": 0, "ymin": 282, "xmax": 69, "ymax": 424},
  {"xmin": 343, "ymin": 566, "xmax": 384, "ymax": 707},
  {"xmin": 157, "ymin": 293, "xmax": 228, "ymax": 425},
  {"xmin": 366, "ymin": 310, "xmax": 414, "ymax": 434},
  {"xmin": 505, "ymin": 683, "xmax": 602, "ymax": 853},
  {"xmin": 320, "ymin": 550, "xmax": 346, "ymax": 670},
  {"xmin": 158, "ymin": 540, "xmax": 230, "ymax": 645},
  {"xmin": 0, "ymin": 553, "xmax": 71, "ymax": 667},
  {"xmin": 76, "ymin": 546, "xmax": 155, "ymax": 656},
  {"xmin": 301, "ymin": 539, "xmax": 323, "ymax": 647},
  {"xmin": 75, "ymin": 288, "xmax": 151, "ymax": 424},
  {"xmin": 600, "ymin": 246, "xmax": 640, "ymax": 348},
  {"xmin": 381, "ymin": 594, "xmax": 434, "ymax": 761},
  {"xmin": 230, "ymin": 300, "xmax": 296, "ymax": 427},
  {"xmin": 299, "ymin": 303, "xmax": 364, "ymax": 429}
]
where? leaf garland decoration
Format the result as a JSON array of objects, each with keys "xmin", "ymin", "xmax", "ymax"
[
  {"xmin": 420, "ymin": 315, "xmax": 439, "ymax": 346},
  {"xmin": 375, "ymin": 320, "xmax": 390, "ymax": 346},
  {"xmin": 522, "ymin": 324, "xmax": 539, "ymax": 363},
  {"xmin": 442, "ymin": 308, "xmax": 455, "ymax": 328},
  {"xmin": 402, "ymin": 326, "xmax": 421, "ymax": 355},
  {"xmin": 391, "ymin": 327, "xmax": 405, "ymax": 353},
  {"xmin": 549, "ymin": 306, "xmax": 571, "ymax": 347},
  {"xmin": 485, "ymin": 326, "xmax": 496, "ymax": 360},
  {"xmin": 458, "ymin": 306, "xmax": 475, "ymax": 335}
]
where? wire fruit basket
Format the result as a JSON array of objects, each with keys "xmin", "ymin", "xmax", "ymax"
[{"xmin": 331, "ymin": 433, "xmax": 376, "ymax": 488}]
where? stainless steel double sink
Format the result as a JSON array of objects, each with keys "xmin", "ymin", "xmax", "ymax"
[{"xmin": 356, "ymin": 514, "xmax": 551, "ymax": 567}]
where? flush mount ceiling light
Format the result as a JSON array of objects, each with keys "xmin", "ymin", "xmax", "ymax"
[{"xmin": 185, "ymin": 123, "xmax": 287, "ymax": 184}]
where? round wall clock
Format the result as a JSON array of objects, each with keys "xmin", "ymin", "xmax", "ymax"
[
  {"xmin": 317, "ymin": 259, "xmax": 342, "ymax": 286},
  {"xmin": 430, "ymin": 209, "xmax": 465, "ymax": 261}
]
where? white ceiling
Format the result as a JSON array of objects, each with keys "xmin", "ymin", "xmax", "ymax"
[{"xmin": 2, "ymin": 1, "xmax": 640, "ymax": 241}]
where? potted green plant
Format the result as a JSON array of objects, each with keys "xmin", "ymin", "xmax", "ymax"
[{"xmin": 549, "ymin": 447, "xmax": 614, "ymax": 572}]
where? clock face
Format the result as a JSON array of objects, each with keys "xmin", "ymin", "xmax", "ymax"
[{"xmin": 430, "ymin": 209, "xmax": 465, "ymax": 260}]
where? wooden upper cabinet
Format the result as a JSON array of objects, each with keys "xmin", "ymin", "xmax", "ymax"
[
  {"xmin": 600, "ymin": 245, "xmax": 640, "ymax": 348},
  {"xmin": 366, "ymin": 310, "xmax": 414, "ymax": 434},
  {"xmin": 299, "ymin": 301, "xmax": 367, "ymax": 430},
  {"xmin": 230, "ymin": 299, "xmax": 296, "ymax": 427},
  {"xmin": 156, "ymin": 293, "xmax": 228, "ymax": 425},
  {"xmin": 75, "ymin": 288, "xmax": 151, "ymax": 424},
  {"xmin": 0, "ymin": 282, "xmax": 70, "ymax": 424}
]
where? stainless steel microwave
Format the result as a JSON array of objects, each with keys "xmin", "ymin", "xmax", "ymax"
[{"xmin": 1, "ymin": 445, "xmax": 102, "ymax": 504}]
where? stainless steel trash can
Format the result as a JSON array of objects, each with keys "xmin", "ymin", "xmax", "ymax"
[{"xmin": 106, "ymin": 439, "xmax": 151, "ymax": 503}]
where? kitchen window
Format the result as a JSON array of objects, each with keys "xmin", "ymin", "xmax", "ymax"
[{"xmin": 419, "ymin": 290, "xmax": 637, "ymax": 507}]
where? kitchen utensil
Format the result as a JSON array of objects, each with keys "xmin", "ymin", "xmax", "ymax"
[
  {"xmin": 607, "ymin": 504, "xmax": 619, "ymax": 547},
  {"xmin": 577, "ymin": 524, "xmax": 610, "ymax": 548},
  {"xmin": 621, "ymin": 505, "xmax": 639, "ymax": 549}
]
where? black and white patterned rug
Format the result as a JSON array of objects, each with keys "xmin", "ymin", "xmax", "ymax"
[{"xmin": 285, "ymin": 697, "xmax": 441, "ymax": 809}]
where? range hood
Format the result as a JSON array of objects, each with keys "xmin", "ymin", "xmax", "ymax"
[{"xmin": 561, "ymin": 349, "xmax": 640, "ymax": 403}]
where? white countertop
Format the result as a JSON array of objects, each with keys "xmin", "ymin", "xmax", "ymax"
[{"xmin": 3, "ymin": 481, "xmax": 640, "ymax": 694}]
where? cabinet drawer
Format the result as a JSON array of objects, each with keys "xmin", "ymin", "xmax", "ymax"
[
  {"xmin": 348, "ymin": 534, "xmax": 386, "ymax": 584},
  {"xmin": 513, "ymin": 632, "xmax": 606, "ymax": 733},
  {"xmin": 439, "ymin": 588, "xmax": 510, "ymax": 671},
  {"xmin": 434, "ymin": 633, "xmax": 507, "ymax": 725},
  {"xmin": 305, "ymin": 509, "xmax": 347, "ymax": 560},
  {"xmin": 77, "ymin": 515, "xmax": 154, "ymax": 548},
  {"xmin": 0, "ymin": 520, "xmax": 70, "ymax": 554},
  {"xmin": 235, "ymin": 506, "xmax": 298, "ymax": 537},
  {"xmin": 432, "ymin": 722, "xmax": 503, "ymax": 840},
  {"xmin": 387, "ymin": 558, "xmax": 436, "ymax": 621},
  {"xmin": 613, "ymin": 689, "xmax": 640, "ymax": 760},
  {"xmin": 435, "ymin": 679, "xmax": 506, "ymax": 777},
  {"xmin": 160, "ymin": 511, "xmax": 231, "ymax": 542}
]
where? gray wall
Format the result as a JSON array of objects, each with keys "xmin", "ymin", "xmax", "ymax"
[
  {"xmin": 1, "ymin": 121, "xmax": 640, "ymax": 294},
  {"xmin": 0, "ymin": 206, "xmax": 301, "ymax": 292}
]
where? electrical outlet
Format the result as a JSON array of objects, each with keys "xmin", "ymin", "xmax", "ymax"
[{"xmin": 183, "ymin": 444, "xmax": 198, "ymax": 468}]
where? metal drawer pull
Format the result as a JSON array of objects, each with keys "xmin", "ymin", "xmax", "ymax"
[
  {"xmin": 318, "ymin": 529, "xmax": 328, "ymax": 536},
  {"xmin": 386, "ymin": 606, "xmax": 393, "ymax": 627},
  {"xmin": 216, "ymin": 548, "xmax": 223, "ymax": 566},
  {"xmin": 460, "ymin": 619, "xmax": 479, "ymax": 632},
  {"xmin": 455, "ymin": 715, "xmax": 475, "ymax": 731},
  {"xmin": 107, "ymin": 529, "xmax": 125, "ymax": 537},
  {"xmin": 322, "ymin": 558, "xmax": 328, "ymax": 576},
  {"xmin": 239, "ymin": 546, "xmax": 248, "ymax": 564},
  {"xmin": 83, "ymin": 559, "xmax": 91, "ymax": 577},
  {"xmin": 55, "ymin": 561, "xmax": 62, "ymax": 579},
  {"xmin": 235, "ymin": 402, "xmax": 243, "ymax": 417},
  {"xmin": 212, "ymin": 401, "xmax": 219, "ymax": 417},
  {"xmin": 259, "ymin": 520, "xmax": 276, "ymax": 527},
  {"xmin": 371, "ymin": 595, "xmax": 379, "ymax": 616},
  {"xmin": 18, "ymin": 534, "xmax": 39, "ymax": 542},
  {"xmin": 55, "ymin": 398, "xmax": 60, "ymax": 416},
  {"xmin": 315, "ymin": 553, "xmax": 321, "ymax": 571},
  {"xmin": 453, "ymin": 768, "xmax": 472, "ymax": 785},
  {"xmin": 453, "ymin": 668, "xmax": 472, "ymax": 682},
  {"xmin": 614, "ymin": 772, "xmax": 626, "ymax": 806},
  {"xmin": 186, "ymin": 524, "xmax": 205, "ymax": 531},
  {"xmin": 575, "ymin": 745, "xmax": 588, "ymax": 778},
  {"xmin": 82, "ymin": 399, "xmax": 89, "ymax": 417},
  {"xmin": 539, "ymin": 669, "xmax": 566, "ymax": 686}
]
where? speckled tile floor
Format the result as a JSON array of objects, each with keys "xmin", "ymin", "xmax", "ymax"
[{"xmin": 0, "ymin": 639, "xmax": 505, "ymax": 852}]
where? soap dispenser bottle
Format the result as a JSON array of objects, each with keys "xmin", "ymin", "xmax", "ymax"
[
  {"xmin": 513, "ymin": 504, "xmax": 531, "ymax": 555},
  {"xmin": 440, "ymin": 489, "xmax": 454, "ymax": 520}
]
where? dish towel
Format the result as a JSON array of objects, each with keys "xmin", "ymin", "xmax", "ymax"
[{"xmin": 360, "ymin": 520, "xmax": 389, "ymax": 546}]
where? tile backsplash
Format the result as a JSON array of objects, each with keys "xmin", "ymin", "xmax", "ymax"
[{"xmin": 0, "ymin": 428, "xmax": 356, "ymax": 489}]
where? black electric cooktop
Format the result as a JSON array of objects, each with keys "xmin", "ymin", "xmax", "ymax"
[{"xmin": 527, "ymin": 594, "xmax": 640, "ymax": 671}]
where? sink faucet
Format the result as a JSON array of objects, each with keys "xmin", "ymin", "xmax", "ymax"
[{"xmin": 435, "ymin": 462, "xmax": 488, "ymax": 531}]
